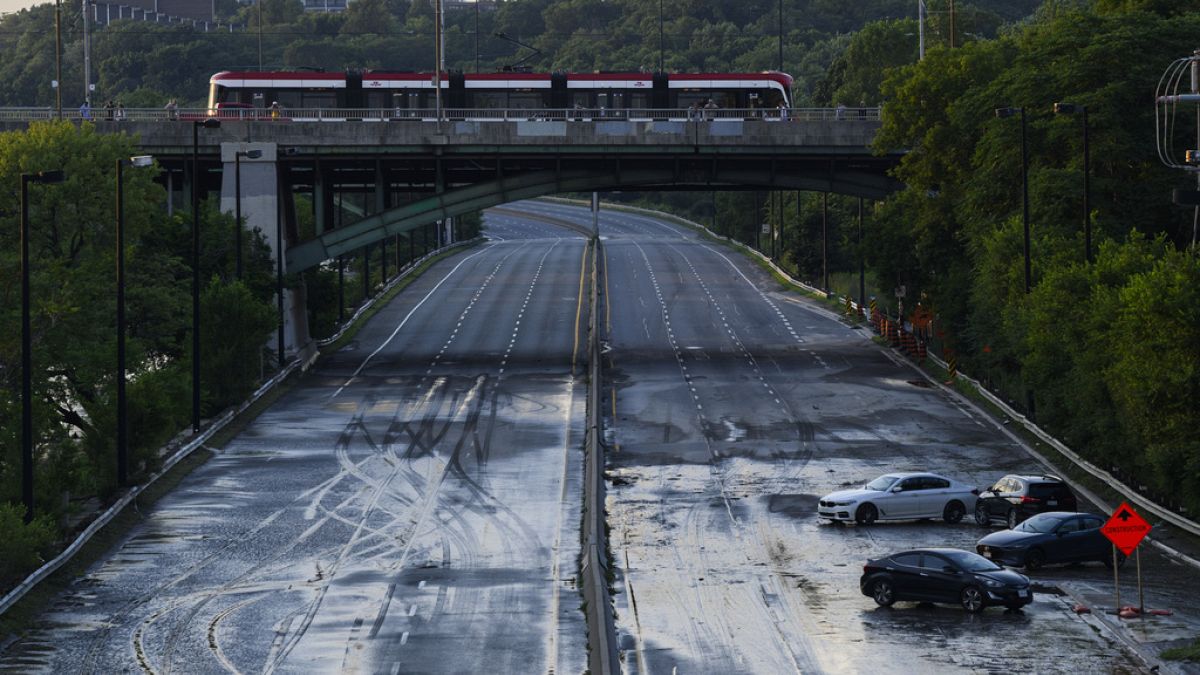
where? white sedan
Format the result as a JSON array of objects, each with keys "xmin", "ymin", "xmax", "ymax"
[{"xmin": 817, "ymin": 472, "xmax": 980, "ymax": 525}]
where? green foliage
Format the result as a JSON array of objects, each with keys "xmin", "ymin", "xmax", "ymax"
[
  {"xmin": 0, "ymin": 0, "xmax": 1039, "ymax": 108},
  {"xmin": 197, "ymin": 278, "xmax": 278, "ymax": 412},
  {"xmin": 873, "ymin": 6, "xmax": 1200, "ymax": 513},
  {"xmin": 0, "ymin": 123, "xmax": 280, "ymax": 543},
  {"xmin": 0, "ymin": 504, "xmax": 58, "ymax": 584}
]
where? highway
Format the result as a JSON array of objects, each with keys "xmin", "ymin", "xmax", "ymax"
[
  {"xmin": 521, "ymin": 200, "xmax": 1148, "ymax": 673},
  {"xmin": 0, "ymin": 211, "xmax": 590, "ymax": 673},
  {"xmin": 3, "ymin": 198, "xmax": 1188, "ymax": 674}
]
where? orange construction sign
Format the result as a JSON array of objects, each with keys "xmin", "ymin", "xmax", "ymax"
[{"xmin": 1101, "ymin": 502, "xmax": 1151, "ymax": 555}]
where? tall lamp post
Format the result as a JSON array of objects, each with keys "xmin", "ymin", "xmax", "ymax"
[
  {"xmin": 995, "ymin": 106, "xmax": 1031, "ymax": 294},
  {"xmin": 234, "ymin": 148, "xmax": 263, "ymax": 279},
  {"xmin": 20, "ymin": 169, "xmax": 67, "ymax": 523},
  {"xmin": 192, "ymin": 118, "xmax": 220, "ymax": 432},
  {"xmin": 1053, "ymin": 102, "xmax": 1091, "ymax": 263},
  {"xmin": 115, "ymin": 156, "xmax": 153, "ymax": 487}
]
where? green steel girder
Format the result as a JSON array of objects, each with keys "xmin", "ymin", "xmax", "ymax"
[{"xmin": 285, "ymin": 164, "xmax": 903, "ymax": 274}]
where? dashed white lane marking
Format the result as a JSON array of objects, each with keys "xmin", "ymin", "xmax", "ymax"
[
  {"xmin": 663, "ymin": 242, "xmax": 796, "ymax": 425},
  {"xmin": 329, "ymin": 246, "xmax": 495, "ymax": 400},
  {"xmin": 407, "ymin": 604, "xmax": 417, "ymax": 617},
  {"xmin": 699, "ymin": 241, "xmax": 814, "ymax": 354}
]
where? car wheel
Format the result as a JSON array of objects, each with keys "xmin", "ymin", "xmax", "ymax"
[
  {"xmin": 871, "ymin": 579, "xmax": 895, "ymax": 607},
  {"xmin": 974, "ymin": 502, "xmax": 990, "ymax": 526},
  {"xmin": 1006, "ymin": 508, "xmax": 1020, "ymax": 529},
  {"xmin": 855, "ymin": 503, "xmax": 878, "ymax": 525},
  {"xmin": 1103, "ymin": 552, "xmax": 1128, "ymax": 569},
  {"xmin": 1024, "ymin": 548, "xmax": 1046, "ymax": 571},
  {"xmin": 943, "ymin": 500, "xmax": 965, "ymax": 524},
  {"xmin": 960, "ymin": 586, "xmax": 986, "ymax": 613}
]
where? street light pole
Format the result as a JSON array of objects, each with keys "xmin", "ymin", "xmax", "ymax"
[
  {"xmin": 996, "ymin": 106, "xmax": 1031, "ymax": 293},
  {"xmin": 858, "ymin": 196, "xmax": 865, "ymax": 310},
  {"xmin": 20, "ymin": 169, "xmax": 66, "ymax": 524},
  {"xmin": 192, "ymin": 119, "xmax": 220, "ymax": 432},
  {"xmin": 234, "ymin": 148, "xmax": 262, "ymax": 280},
  {"xmin": 115, "ymin": 156, "xmax": 152, "ymax": 487},
  {"xmin": 1054, "ymin": 102, "xmax": 1091, "ymax": 263},
  {"xmin": 115, "ymin": 159, "xmax": 126, "ymax": 486},
  {"xmin": 276, "ymin": 167, "xmax": 286, "ymax": 369}
]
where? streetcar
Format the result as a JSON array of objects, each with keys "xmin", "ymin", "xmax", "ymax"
[{"xmin": 206, "ymin": 69, "xmax": 793, "ymax": 120}]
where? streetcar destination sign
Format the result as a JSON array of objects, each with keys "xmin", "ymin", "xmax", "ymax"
[{"xmin": 1101, "ymin": 501, "xmax": 1152, "ymax": 555}]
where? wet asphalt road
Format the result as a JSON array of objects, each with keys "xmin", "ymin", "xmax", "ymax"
[
  {"xmin": 1, "ymin": 215, "xmax": 590, "ymax": 673},
  {"xmin": 3, "ymin": 199, "xmax": 1191, "ymax": 674},
  {"xmin": 520, "ymin": 200, "xmax": 1154, "ymax": 674}
]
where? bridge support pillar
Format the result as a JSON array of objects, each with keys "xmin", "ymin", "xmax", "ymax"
[{"xmin": 219, "ymin": 142, "xmax": 312, "ymax": 363}]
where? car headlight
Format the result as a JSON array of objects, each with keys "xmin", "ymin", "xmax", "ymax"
[
  {"xmin": 832, "ymin": 500, "xmax": 855, "ymax": 506},
  {"xmin": 983, "ymin": 579, "xmax": 1002, "ymax": 588}
]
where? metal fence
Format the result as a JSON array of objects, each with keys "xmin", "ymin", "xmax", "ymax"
[{"xmin": 0, "ymin": 106, "xmax": 882, "ymax": 124}]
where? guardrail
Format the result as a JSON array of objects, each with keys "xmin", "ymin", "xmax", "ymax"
[
  {"xmin": 0, "ymin": 238, "xmax": 471, "ymax": 620},
  {"xmin": 0, "ymin": 106, "xmax": 882, "ymax": 124},
  {"xmin": 582, "ymin": 237, "xmax": 618, "ymax": 674}
]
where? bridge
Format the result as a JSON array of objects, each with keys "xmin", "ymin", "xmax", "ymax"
[{"xmin": 1, "ymin": 108, "xmax": 902, "ymax": 355}]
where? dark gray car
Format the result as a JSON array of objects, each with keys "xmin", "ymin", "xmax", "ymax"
[{"xmin": 976, "ymin": 511, "xmax": 1126, "ymax": 570}]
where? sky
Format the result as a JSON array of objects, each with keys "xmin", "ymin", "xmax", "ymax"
[{"xmin": 0, "ymin": 0, "xmax": 48, "ymax": 17}]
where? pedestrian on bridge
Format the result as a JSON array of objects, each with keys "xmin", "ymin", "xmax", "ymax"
[
  {"xmin": 79, "ymin": 99, "xmax": 92, "ymax": 120},
  {"xmin": 164, "ymin": 98, "xmax": 178, "ymax": 120}
]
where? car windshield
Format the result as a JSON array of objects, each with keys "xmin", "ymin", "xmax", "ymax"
[
  {"xmin": 866, "ymin": 475, "xmax": 901, "ymax": 491},
  {"xmin": 1015, "ymin": 514, "xmax": 1061, "ymax": 533},
  {"xmin": 941, "ymin": 550, "xmax": 1003, "ymax": 572}
]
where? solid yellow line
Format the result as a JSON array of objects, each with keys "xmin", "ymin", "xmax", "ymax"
[
  {"xmin": 603, "ymin": 241, "xmax": 612, "ymax": 334},
  {"xmin": 571, "ymin": 240, "xmax": 589, "ymax": 376},
  {"xmin": 611, "ymin": 386, "xmax": 619, "ymax": 452}
]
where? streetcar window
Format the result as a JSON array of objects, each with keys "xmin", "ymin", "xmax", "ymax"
[
  {"xmin": 302, "ymin": 90, "xmax": 336, "ymax": 109},
  {"xmin": 675, "ymin": 92, "xmax": 708, "ymax": 109},
  {"xmin": 629, "ymin": 92, "xmax": 648, "ymax": 110},
  {"xmin": 366, "ymin": 91, "xmax": 389, "ymax": 109},
  {"xmin": 276, "ymin": 91, "xmax": 303, "ymax": 109},
  {"xmin": 509, "ymin": 91, "xmax": 541, "ymax": 109},
  {"xmin": 571, "ymin": 92, "xmax": 591, "ymax": 108},
  {"xmin": 474, "ymin": 91, "xmax": 506, "ymax": 110}
]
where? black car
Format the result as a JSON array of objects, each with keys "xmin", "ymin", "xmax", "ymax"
[
  {"xmin": 975, "ymin": 474, "xmax": 1077, "ymax": 528},
  {"xmin": 977, "ymin": 511, "xmax": 1127, "ymax": 570},
  {"xmin": 860, "ymin": 548, "xmax": 1033, "ymax": 613}
]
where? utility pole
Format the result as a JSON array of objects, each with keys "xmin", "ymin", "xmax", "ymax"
[
  {"xmin": 434, "ymin": 0, "xmax": 443, "ymax": 123},
  {"xmin": 918, "ymin": 0, "xmax": 925, "ymax": 60},
  {"xmin": 777, "ymin": 0, "xmax": 783, "ymax": 72},
  {"xmin": 257, "ymin": 0, "xmax": 263, "ymax": 70},
  {"xmin": 55, "ymin": 0, "xmax": 62, "ymax": 118},
  {"xmin": 658, "ymin": 0, "xmax": 664, "ymax": 72},
  {"xmin": 949, "ymin": 0, "xmax": 956, "ymax": 49},
  {"xmin": 82, "ymin": 0, "xmax": 91, "ymax": 104}
]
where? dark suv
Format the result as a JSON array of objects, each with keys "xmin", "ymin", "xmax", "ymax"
[{"xmin": 974, "ymin": 475, "xmax": 1077, "ymax": 528}]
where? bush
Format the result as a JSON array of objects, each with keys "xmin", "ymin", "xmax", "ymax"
[{"xmin": 0, "ymin": 504, "xmax": 59, "ymax": 588}]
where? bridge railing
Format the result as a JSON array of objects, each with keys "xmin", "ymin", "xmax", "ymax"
[{"xmin": 0, "ymin": 106, "xmax": 882, "ymax": 123}]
